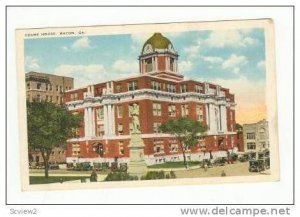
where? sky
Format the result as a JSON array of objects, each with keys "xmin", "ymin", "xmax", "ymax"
[{"xmin": 24, "ymin": 28, "xmax": 266, "ymax": 124}]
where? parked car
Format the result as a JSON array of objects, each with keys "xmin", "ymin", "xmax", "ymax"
[
  {"xmin": 73, "ymin": 162, "xmax": 92, "ymax": 171},
  {"xmin": 248, "ymin": 159, "xmax": 266, "ymax": 172},
  {"xmin": 48, "ymin": 164, "xmax": 59, "ymax": 170}
]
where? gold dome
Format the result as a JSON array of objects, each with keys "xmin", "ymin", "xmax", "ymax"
[{"xmin": 142, "ymin": 33, "xmax": 173, "ymax": 51}]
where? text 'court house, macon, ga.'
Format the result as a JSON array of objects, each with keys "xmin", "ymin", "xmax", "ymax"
[{"xmin": 63, "ymin": 33, "xmax": 238, "ymax": 165}]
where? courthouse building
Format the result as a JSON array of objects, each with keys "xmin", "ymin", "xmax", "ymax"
[{"xmin": 64, "ymin": 33, "xmax": 238, "ymax": 165}]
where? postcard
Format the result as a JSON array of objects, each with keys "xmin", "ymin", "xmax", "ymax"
[{"xmin": 15, "ymin": 19, "xmax": 279, "ymax": 191}]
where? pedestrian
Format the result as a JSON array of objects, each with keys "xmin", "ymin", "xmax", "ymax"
[
  {"xmin": 90, "ymin": 169, "xmax": 98, "ymax": 182},
  {"xmin": 204, "ymin": 163, "xmax": 208, "ymax": 172},
  {"xmin": 221, "ymin": 170, "xmax": 226, "ymax": 177}
]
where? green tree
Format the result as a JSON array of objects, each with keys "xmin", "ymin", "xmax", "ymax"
[
  {"xmin": 27, "ymin": 101, "xmax": 82, "ymax": 178},
  {"xmin": 236, "ymin": 123, "xmax": 243, "ymax": 131},
  {"xmin": 159, "ymin": 117, "xmax": 206, "ymax": 169}
]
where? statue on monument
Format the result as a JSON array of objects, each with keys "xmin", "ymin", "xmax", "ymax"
[{"xmin": 129, "ymin": 103, "xmax": 141, "ymax": 134}]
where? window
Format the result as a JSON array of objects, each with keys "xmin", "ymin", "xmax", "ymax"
[
  {"xmin": 181, "ymin": 84, "xmax": 187, "ymax": 93},
  {"xmin": 115, "ymin": 85, "xmax": 121, "ymax": 93},
  {"xmin": 170, "ymin": 57, "xmax": 175, "ymax": 71},
  {"xmin": 49, "ymin": 84, "xmax": 52, "ymax": 91},
  {"xmin": 166, "ymin": 84, "xmax": 176, "ymax": 93},
  {"xmin": 153, "ymin": 103, "xmax": 162, "ymax": 116},
  {"xmin": 71, "ymin": 127, "xmax": 79, "ymax": 137},
  {"xmin": 119, "ymin": 141, "xmax": 124, "ymax": 155},
  {"xmin": 181, "ymin": 104, "xmax": 189, "ymax": 117},
  {"xmin": 169, "ymin": 140, "xmax": 178, "ymax": 153},
  {"xmin": 247, "ymin": 142, "xmax": 256, "ymax": 150},
  {"xmin": 46, "ymin": 84, "xmax": 49, "ymax": 91},
  {"xmin": 26, "ymin": 82, "xmax": 30, "ymax": 90},
  {"xmin": 153, "ymin": 122, "xmax": 162, "ymax": 133},
  {"xmin": 56, "ymin": 96, "xmax": 59, "ymax": 102},
  {"xmin": 56, "ymin": 85, "xmax": 59, "ymax": 91},
  {"xmin": 37, "ymin": 83, "xmax": 42, "ymax": 90},
  {"xmin": 45, "ymin": 95, "xmax": 49, "ymax": 102},
  {"xmin": 36, "ymin": 94, "xmax": 41, "ymax": 102},
  {"xmin": 196, "ymin": 104, "xmax": 203, "ymax": 121},
  {"xmin": 168, "ymin": 104, "xmax": 176, "ymax": 117},
  {"xmin": 128, "ymin": 81, "xmax": 138, "ymax": 91},
  {"xmin": 129, "ymin": 103, "xmax": 139, "ymax": 117},
  {"xmin": 260, "ymin": 132, "xmax": 266, "ymax": 140},
  {"xmin": 195, "ymin": 85, "xmax": 202, "ymax": 93},
  {"xmin": 72, "ymin": 144, "xmax": 80, "ymax": 156},
  {"xmin": 96, "ymin": 107, "xmax": 104, "ymax": 121},
  {"xmin": 117, "ymin": 105, "xmax": 123, "ymax": 118},
  {"xmin": 151, "ymin": 81, "xmax": 161, "ymax": 90},
  {"xmin": 153, "ymin": 140, "xmax": 164, "ymax": 154},
  {"xmin": 49, "ymin": 96, "xmax": 53, "ymax": 102},
  {"xmin": 246, "ymin": 133, "xmax": 256, "ymax": 140},
  {"xmin": 70, "ymin": 93, "xmax": 78, "ymax": 101},
  {"xmin": 97, "ymin": 125, "xmax": 104, "ymax": 136},
  {"xmin": 145, "ymin": 58, "xmax": 153, "ymax": 72},
  {"xmin": 118, "ymin": 123, "xmax": 123, "ymax": 135},
  {"xmin": 60, "ymin": 86, "xmax": 63, "ymax": 93}
]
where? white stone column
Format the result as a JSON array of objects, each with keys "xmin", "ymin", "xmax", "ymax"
[
  {"xmin": 221, "ymin": 105, "xmax": 227, "ymax": 132},
  {"xmin": 107, "ymin": 104, "xmax": 113, "ymax": 135},
  {"xmin": 111, "ymin": 105, "xmax": 115, "ymax": 135},
  {"xmin": 103, "ymin": 105, "xmax": 109, "ymax": 135},
  {"xmin": 209, "ymin": 103, "xmax": 217, "ymax": 134},
  {"xmin": 91, "ymin": 107, "xmax": 95, "ymax": 137},
  {"xmin": 84, "ymin": 107, "xmax": 89, "ymax": 137},
  {"xmin": 206, "ymin": 104, "xmax": 210, "ymax": 129}
]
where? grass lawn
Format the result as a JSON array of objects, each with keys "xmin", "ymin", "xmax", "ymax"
[
  {"xmin": 148, "ymin": 161, "xmax": 200, "ymax": 169},
  {"xmin": 30, "ymin": 176, "xmax": 90, "ymax": 185}
]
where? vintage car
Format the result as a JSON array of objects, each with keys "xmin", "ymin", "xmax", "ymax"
[
  {"xmin": 248, "ymin": 159, "xmax": 266, "ymax": 172},
  {"xmin": 73, "ymin": 162, "xmax": 92, "ymax": 171}
]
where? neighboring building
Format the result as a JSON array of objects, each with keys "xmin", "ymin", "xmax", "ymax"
[
  {"xmin": 243, "ymin": 119, "xmax": 269, "ymax": 153},
  {"xmin": 64, "ymin": 33, "xmax": 238, "ymax": 165},
  {"xmin": 26, "ymin": 71, "xmax": 74, "ymax": 165},
  {"xmin": 236, "ymin": 128, "xmax": 244, "ymax": 152},
  {"xmin": 26, "ymin": 71, "xmax": 74, "ymax": 105}
]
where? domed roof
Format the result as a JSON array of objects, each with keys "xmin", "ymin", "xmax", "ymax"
[{"xmin": 142, "ymin": 33, "xmax": 173, "ymax": 51}]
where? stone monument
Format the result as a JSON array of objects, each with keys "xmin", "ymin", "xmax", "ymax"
[{"xmin": 127, "ymin": 103, "xmax": 148, "ymax": 177}]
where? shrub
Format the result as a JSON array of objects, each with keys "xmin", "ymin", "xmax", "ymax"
[
  {"xmin": 141, "ymin": 171, "xmax": 176, "ymax": 180},
  {"xmin": 104, "ymin": 172, "xmax": 138, "ymax": 181}
]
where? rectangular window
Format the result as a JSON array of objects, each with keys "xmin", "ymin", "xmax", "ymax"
[
  {"xmin": 166, "ymin": 84, "xmax": 176, "ymax": 93},
  {"xmin": 71, "ymin": 93, "xmax": 78, "ymax": 101},
  {"xmin": 170, "ymin": 57, "xmax": 175, "ymax": 71},
  {"xmin": 153, "ymin": 103, "xmax": 162, "ymax": 116},
  {"xmin": 50, "ymin": 96, "xmax": 53, "ymax": 102},
  {"xmin": 46, "ymin": 84, "xmax": 49, "ymax": 91},
  {"xmin": 49, "ymin": 84, "xmax": 53, "ymax": 91},
  {"xmin": 153, "ymin": 122, "xmax": 162, "ymax": 133},
  {"xmin": 56, "ymin": 96, "xmax": 59, "ymax": 102},
  {"xmin": 97, "ymin": 125, "xmax": 104, "ymax": 136},
  {"xmin": 96, "ymin": 107, "xmax": 104, "ymax": 121},
  {"xmin": 153, "ymin": 140, "xmax": 164, "ymax": 154},
  {"xmin": 72, "ymin": 144, "xmax": 80, "ymax": 156},
  {"xmin": 246, "ymin": 133, "xmax": 256, "ymax": 140},
  {"xmin": 45, "ymin": 95, "xmax": 49, "ymax": 102},
  {"xmin": 145, "ymin": 58, "xmax": 153, "ymax": 72},
  {"xmin": 247, "ymin": 142, "xmax": 256, "ymax": 150},
  {"xmin": 168, "ymin": 104, "xmax": 176, "ymax": 117},
  {"xmin": 115, "ymin": 85, "xmax": 121, "ymax": 93},
  {"xmin": 119, "ymin": 141, "xmax": 124, "ymax": 155},
  {"xmin": 37, "ymin": 83, "xmax": 42, "ymax": 90},
  {"xmin": 196, "ymin": 104, "xmax": 203, "ymax": 121},
  {"xmin": 36, "ymin": 94, "xmax": 41, "ymax": 102},
  {"xmin": 117, "ymin": 105, "xmax": 123, "ymax": 118},
  {"xmin": 128, "ymin": 81, "xmax": 138, "ymax": 91},
  {"xmin": 260, "ymin": 132, "xmax": 266, "ymax": 140},
  {"xmin": 181, "ymin": 84, "xmax": 187, "ymax": 93},
  {"xmin": 195, "ymin": 85, "xmax": 203, "ymax": 93},
  {"xmin": 169, "ymin": 143, "xmax": 178, "ymax": 153},
  {"xmin": 71, "ymin": 127, "xmax": 79, "ymax": 137},
  {"xmin": 56, "ymin": 85, "xmax": 59, "ymax": 91},
  {"xmin": 181, "ymin": 104, "xmax": 189, "ymax": 117},
  {"xmin": 151, "ymin": 81, "xmax": 161, "ymax": 91},
  {"xmin": 26, "ymin": 82, "xmax": 30, "ymax": 90},
  {"xmin": 118, "ymin": 123, "xmax": 123, "ymax": 135}
]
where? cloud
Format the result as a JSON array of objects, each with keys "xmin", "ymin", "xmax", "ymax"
[
  {"xmin": 201, "ymin": 56, "xmax": 223, "ymax": 64},
  {"xmin": 205, "ymin": 30, "xmax": 257, "ymax": 47},
  {"xmin": 61, "ymin": 46, "xmax": 70, "ymax": 52},
  {"xmin": 71, "ymin": 36, "xmax": 91, "ymax": 50},
  {"xmin": 208, "ymin": 75, "xmax": 266, "ymax": 124},
  {"xmin": 130, "ymin": 33, "xmax": 150, "ymax": 53},
  {"xmin": 257, "ymin": 60, "xmax": 266, "ymax": 70},
  {"xmin": 184, "ymin": 45, "xmax": 201, "ymax": 58},
  {"xmin": 178, "ymin": 60, "xmax": 193, "ymax": 72},
  {"xmin": 222, "ymin": 54, "xmax": 248, "ymax": 73},
  {"xmin": 112, "ymin": 59, "xmax": 139, "ymax": 73},
  {"xmin": 54, "ymin": 64, "xmax": 107, "ymax": 87},
  {"xmin": 25, "ymin": 56, "xmax": 40, "ymax": 71}
]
